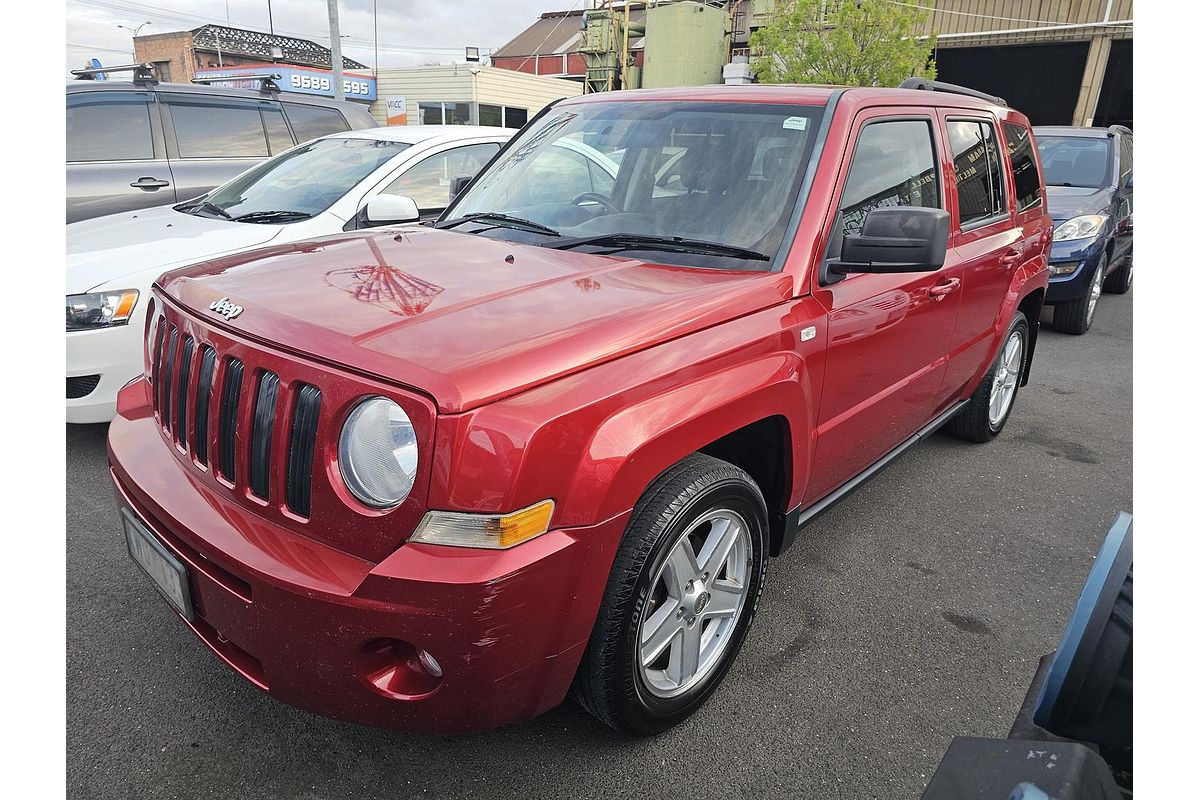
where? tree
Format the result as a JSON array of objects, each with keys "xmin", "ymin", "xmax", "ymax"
[{"xmin": 750, "ymin": 0, "xmax": 937, "ymax": 87}]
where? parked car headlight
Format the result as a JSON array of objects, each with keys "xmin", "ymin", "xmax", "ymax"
[
  {"xmin": 339, "ymin": 397, "xmax": 418, "ymax": 509},
  {"xmin": 66, "ymin": 290, "xmax": 139, "ymax": 331},
  {"xmin": 1053, "ymin": 215, "xmax": 1108, "ymax": 242}
]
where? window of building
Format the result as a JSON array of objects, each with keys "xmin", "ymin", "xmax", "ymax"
[
  {"xmin": 381, "ymin": 143, "xmax": 501, "ymax": 209},
  {"xmin": 282, "ymin": 103, "xmax": 350, "ymax": 142},
  {"xmin": 1002, "ymin": 122, "xmax": 1042, "ymax": 212},
  {"xmin": 948, "ymin": 119, "xmax": 1007, "ymax": 226},
  {"xmin": 164, "ymin": 96, "xmax": 270, "ymax": 158},
  {"xmin": 836, "ymin": 119, "xmax": 940, "ymax": 240},
  {"xmin": 478, "ymin": 104, "xmax": 503, "ymax": 127},
  {"xmin": 66, "ymin": 92, "xmax": 155, "ymax": 162},
  {"xmin": 504, "ymin": 107, "xmax": 528, "ymax": 129}
]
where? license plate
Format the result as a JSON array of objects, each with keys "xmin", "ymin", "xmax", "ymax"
[{"xmin": 122, "ymin": 509, "xmax": 194, "ymax": 621}]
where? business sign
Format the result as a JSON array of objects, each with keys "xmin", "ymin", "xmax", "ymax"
[
  {"xmin": 194, "ymin": 64, "xmax": 377, "ymax": 102},
  {"xmin": 384, "ymin": 97, "xmax": 408, "ymax": 126}
]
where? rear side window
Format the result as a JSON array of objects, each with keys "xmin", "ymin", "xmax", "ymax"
[
  {"xmin": 66, "ymin": 92, "xmax": 155, "ymax": 162},
  {"xmin": 948, "ymin": 119, "xmax": 1007, "ymax": 226},
  {"xmin": 165, "ymin": 96, "xmax": 270, "ymax": 158},
  {"xmin": 837, "ymin": 119, "xmax": 940, "ymax": 238},
  {"xmin": 284, "ymin": 103, "xmax": 350, "ymax": 142},
  {"xmin": 1002, "ymin": 122, "xmax": 1042, "ymax": 212}
]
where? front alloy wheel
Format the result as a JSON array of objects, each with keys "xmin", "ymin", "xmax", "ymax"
[{"xmin": 575, "ymin": 453, "xmax": 768, "ymax": 735}]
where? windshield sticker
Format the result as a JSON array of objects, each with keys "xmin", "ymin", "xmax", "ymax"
[{"xmin": 782, "ymin": 116, "xmax": 808, "ymax": 131}]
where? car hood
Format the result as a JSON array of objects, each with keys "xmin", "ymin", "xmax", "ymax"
[
  {"xmin": 67, "ymin": 205, "xmax": 286, "ymax": 292},
  {"xmin": 159, "ymin": 227, "xmax": 790, "ymax": 413},
  {"xmin": 1044, "ymin": 185, "xmax": 1112, "ymax": 223}
]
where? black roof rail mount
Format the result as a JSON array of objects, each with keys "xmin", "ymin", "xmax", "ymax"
[
  {"xmin": 71, "ymin": 62, "xmax": 158, "ymax": 85},
  {"xmin": 898, "ymin": 77, "xmax": 1006, "ymax": 107},
  {"xmin": 191, "ymin": 73, "xmax": 283, "ymax": 93}
]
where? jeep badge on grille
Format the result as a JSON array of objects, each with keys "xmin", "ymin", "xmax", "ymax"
[{"xmin": 209, "ymin": 297, "xmax": 244, "ymax": 321}]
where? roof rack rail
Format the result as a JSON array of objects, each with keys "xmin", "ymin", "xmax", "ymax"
[
  {"xmin": 71, "ymin": 62, "xmax": 158, "ymax": 85},
  {"xmin": 897, "ymin": 77, "xmax": 1006, "ymax": 107},
  {"xmin": 191, "ymin": 73, "xmax": 282, "ymax": 93},
  {"xmin": 1107, "ymin": 124, "xmax": 1132, "ymax": 135}
]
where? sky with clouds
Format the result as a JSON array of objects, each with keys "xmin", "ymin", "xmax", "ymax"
[{"xmin": 66, "ymin": 0, "xmax": 582, "ymax": 76}]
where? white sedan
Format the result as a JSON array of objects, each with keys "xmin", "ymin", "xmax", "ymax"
[{"xmin": 66, "ymin": 125, "xmax": 512, "ymax": 423}]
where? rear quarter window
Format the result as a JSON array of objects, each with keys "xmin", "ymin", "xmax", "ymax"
[
  {"xmin": 284, "ymin": 103, "xmax": 351, "ymax": 143},
  {"xmin": 1003, "ymin": 122, "xmax": 1043, "ymax": 212}
]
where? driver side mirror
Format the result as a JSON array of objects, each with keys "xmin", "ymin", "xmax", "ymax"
[
  {"xmin": 364, "ymin": 194, "xmax": 420, "ymax": 226},
  {"xmin": 827, "ymin": 207, "xmax": 950, "ymax": 276}
]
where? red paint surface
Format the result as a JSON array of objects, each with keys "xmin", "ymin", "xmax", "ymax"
[{"xmin": 110, "ymin": 85, "xmax": 1049, "ymax": 731}]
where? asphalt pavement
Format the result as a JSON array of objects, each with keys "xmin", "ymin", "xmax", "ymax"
[{"xmin": 67, "ymin": 291, "xmax": 1132, "ymax": 799}]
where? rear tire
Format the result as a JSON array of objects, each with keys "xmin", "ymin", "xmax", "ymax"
[
  {"xmin": 1053, "ymin": 254, "xmax": 1107, "ymax": 335},
  {"xmin": 575, "ymin": 453, "xmax": 768, "ymax": 735},
  {"xmin": 947, "ymin": 311, "xmax": 1029, "ymax": 443}
]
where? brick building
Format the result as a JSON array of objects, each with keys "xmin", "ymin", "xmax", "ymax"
[{"xmin": 133, "ymin": 24, "xmax": 368, "ymax": 85}]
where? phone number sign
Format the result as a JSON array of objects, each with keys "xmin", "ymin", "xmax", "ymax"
[{"xmin": 194, "ymin": 66, "xmax": 377, "ymax": 102}]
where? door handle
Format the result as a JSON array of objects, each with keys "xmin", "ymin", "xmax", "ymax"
[
  {"xmin": 999, "ymin": 249, "xmax": 1022, "ymax": 269},
  {"xmin": 130, "ymin": 177, "xmax": 170, "ymax": 190},
  {"xmin": 928, "ymin": 277, "xmax": 961, "ymax": 301}
]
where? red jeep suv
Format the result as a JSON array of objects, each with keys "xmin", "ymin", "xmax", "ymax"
[{"xmin": 109, "ymin": 82, "xmax": 1050, "ymax": 736}]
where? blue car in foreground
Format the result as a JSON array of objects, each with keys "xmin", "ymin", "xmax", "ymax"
[{"xmin": 1034, "ymin": 125, "xmax": 1133, "ymax": 335}]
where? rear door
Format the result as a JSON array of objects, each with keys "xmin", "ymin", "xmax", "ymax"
[
  {"xmin": 806, "ymin": 109, "xmax": 962, "ymax": 502},
  {"xmin": 66, "ymin": 89, "xmax": 172, "ymax": 222},
  {"xmin": 159, "ymin": 93, "xmax": 288, "ymax": 204},
  {"xmin": 937, "ymin": 111, "xmax": 1025, "ymax": 400}
]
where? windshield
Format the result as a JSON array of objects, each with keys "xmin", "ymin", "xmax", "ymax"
[
  {"xmin": 448, "ymin": 101, "xmax": 825, "ymax": 269},
  {"xmin": 1037, "ymin": 135, "xmax": 1112, "ymax": 189},
  {"xmin": 193, "ymin": 137, "xmax": 410, "ymax": 222}
]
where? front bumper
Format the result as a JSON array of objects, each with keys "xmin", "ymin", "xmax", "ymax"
[
  {"xmin": 108, "ymin": 378, "xmax": 628, "ymax": 732},
  {"xmin": 67, "ymin": 320, "xmax": 144, "ymax": 424},
  {"xmin": 1046, "ymin": 236, "xmax": 1106, "ymax": 304}
]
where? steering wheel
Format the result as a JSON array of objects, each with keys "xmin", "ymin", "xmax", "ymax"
[{"xmin": 571, "ymin": 192, "xmax": 621, "ymax": 214}]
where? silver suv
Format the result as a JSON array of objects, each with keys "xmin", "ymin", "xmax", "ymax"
[{"xmin": 66, "ymin": 72, "xmax": 377, "ymax": 222}]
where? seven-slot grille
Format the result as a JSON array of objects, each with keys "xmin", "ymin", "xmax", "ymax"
[{"xmin": 149, "ymin": 315, "xmax": 321, "ymax": 518}]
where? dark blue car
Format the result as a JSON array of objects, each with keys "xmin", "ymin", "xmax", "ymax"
[{"xmin": 1033, "ymin": 125, "xmax": 1133, "ymax": 335}]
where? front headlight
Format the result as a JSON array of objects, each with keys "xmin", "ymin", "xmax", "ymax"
[
  {"xmin": 66, "ymin": 290, "xmax": 139, "ymax": 331},
  {"xmin": 338, "ymin": 397, "xmax": 418, "ymax": 509},
  {"xmin": 1053, "ymin": 214, "xmax": 1108, "ymax": 242}
]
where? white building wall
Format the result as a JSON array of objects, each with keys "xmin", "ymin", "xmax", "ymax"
[{"xmin": 369, "ymin": 65, "xmax": 581, "ymax": 126}]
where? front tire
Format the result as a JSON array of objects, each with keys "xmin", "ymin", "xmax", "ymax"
[
  {"xmin": 575, "ymin": 453, "xmax": 768, "ymax": 735},
  {"xmin": 1103, "ymin": 250, "xmax": 1133, "ymax": 294},
  {"xmin": 947, "ymin": 311, "xmax": 1029, "ymax": 443},
  {"xmin": 1053, "ymin": 254, "xmax": 1107, "ymax": 335}
]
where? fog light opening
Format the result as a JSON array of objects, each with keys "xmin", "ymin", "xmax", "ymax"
[{"xmin": 354, "ymin": 638, "xmax": 444, "ymax": 700}]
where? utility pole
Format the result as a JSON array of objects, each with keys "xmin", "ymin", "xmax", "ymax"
[
  {"xmin": 328, "ymin": 0, "xmax": 345, "ymax": 100},
  {"xmin": 373, "ymin": 0, "xmax": 379, "ymax": 77},
  {"xmin": 267, "ymin": 0, "xmax": 275, "ymax": 35}
]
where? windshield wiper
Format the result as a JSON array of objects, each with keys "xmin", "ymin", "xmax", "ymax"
[
  {"xmin": 232, "ymin": 210, "xmax": 313, "ymax": 224},
  {"xmin": 435, "ymin": 212, "xmax": 560, "ymax": 237},
  {"xmin": 549, "ymin": 233, "xmax": 769, "ymax": 262},
  {"xmin": 184, "ymin": 200, "xmax": 233, "ymax": 220}
]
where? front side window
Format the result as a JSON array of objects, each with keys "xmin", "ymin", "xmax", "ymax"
[
  {"xmin": 382, "ymin": 143, "xmax": 500, "ymax": 209},
  {"xmin": 283, "ymin": 103, "xmax": 351, "ymax": 143},
  {"xmin": 452, "ymin": 101, "xmax": 824, "ymax": 269},
  {"xmin": 195, "ymin": 137, "xmax": 408, "ymax": 221},
  {"xmin": 948, "ymin": 119, "xmax": 1006, "ymax": 226},
  {"xmin": 165, "ymin": 96, "xmax": 270, "ymax": 158},
  {"xmin": 837, "ymin": 119, "xmax": 940, "ymax": 239},
  {"xmin": 1003, "ymin": 122, "xmax": 1042, "ymax": 212},
  {"xmin": 1037, "ymin": 135, "xmax": 1112, "ymax": 189},
  {"xmin": 67, "ymin": 92, "xmax": 155, "ymax": 162}
]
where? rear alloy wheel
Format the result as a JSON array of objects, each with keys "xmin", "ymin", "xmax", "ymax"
[
  {"xmin": 575, "ymin": 453, "xmax": 767, "ymax": 735},
  {"xmin": 1053, "ymin": 254, "xmax": 1106, "ymax": 335},
  {"xmin": 948, "ymin": 311, "xmax": 1029, "ymax": 443}
]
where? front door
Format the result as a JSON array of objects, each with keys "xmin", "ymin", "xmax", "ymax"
[{"xmin": 806, "ymin": 111, "xmax": 963, "ymax": 503}]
